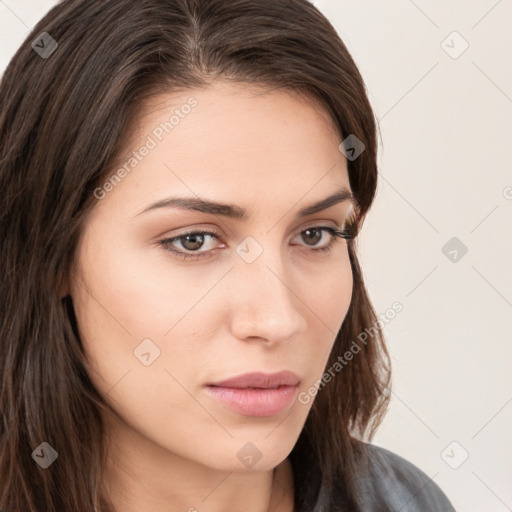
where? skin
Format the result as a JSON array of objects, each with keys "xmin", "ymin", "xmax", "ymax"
[{"xmin": 65, "ymin": 81, "xmax": 354, "ymax": 512}]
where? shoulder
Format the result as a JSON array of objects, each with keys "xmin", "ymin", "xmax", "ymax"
[{"xmin": 352, "ymin": 442, "xmax": 457, "ymax": 512}]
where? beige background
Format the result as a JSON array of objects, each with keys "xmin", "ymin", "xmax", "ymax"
[{"xmin": 1, "ymin": 1, "xmax": 511, "ymax": 510}]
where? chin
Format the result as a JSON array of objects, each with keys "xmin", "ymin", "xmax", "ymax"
[{"xmin": 193, "ymin": 435, "xmax": 296, "ymax": 473}]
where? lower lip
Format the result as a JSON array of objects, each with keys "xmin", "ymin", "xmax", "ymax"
[{"xmin": 204, "ymin": 384, "xmax": 299, "ymax": 417}]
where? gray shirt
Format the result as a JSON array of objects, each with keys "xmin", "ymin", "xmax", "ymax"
[{"xmin": 314, "ymin": 443, "xmax": 456, "ymax": 511}]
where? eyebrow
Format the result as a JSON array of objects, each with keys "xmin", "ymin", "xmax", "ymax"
[{"xmin": 135, "ymin": 187, "xmax": 353, "ymax": 220}]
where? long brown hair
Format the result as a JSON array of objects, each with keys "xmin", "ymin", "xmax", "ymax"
[{"xmin": 0, "ymin": 1, "xmax": 391, "ymax": 510}]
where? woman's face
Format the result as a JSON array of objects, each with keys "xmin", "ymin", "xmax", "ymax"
[{"xmin": 69, "ymin": 81, "xmax": 354, "ymax": 472}]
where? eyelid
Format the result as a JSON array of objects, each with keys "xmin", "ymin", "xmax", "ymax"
[
  {"xmin": 157, "ymin": 220, "xmax": 352, "ymax": 262},
  {"xmin": 159, "ymin": 219, "xmax": 342, "ymax": 245}
]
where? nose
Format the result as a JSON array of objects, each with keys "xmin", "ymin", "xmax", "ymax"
[{"xmin": 228, "ymin": 246, "xmax": 308, "ymax": 345}]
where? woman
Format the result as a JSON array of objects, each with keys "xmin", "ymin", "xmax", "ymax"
[{"xmin": 0, "ymin": 1, "xmax": 456, "ymax": 511}]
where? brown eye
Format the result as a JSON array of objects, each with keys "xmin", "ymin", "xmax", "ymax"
[
  {"xmin": 301, "ymin": 228, "xmax": 324, "ymax": 246},
  {"xmin": 159, "ymin": 230, "xmax": 222, "ymax": 261},
  {"xmin": 292, "ymin": 226, "xmax": 350, "ymax": 254},
  {"xmin": 178, "ymin": 233, "xmax": 207, "ymax": 251}
]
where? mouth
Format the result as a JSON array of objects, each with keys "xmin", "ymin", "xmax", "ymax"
[
  {"xmin": 204, "ymin": 371, "xmax": 301, "ymax": 417},
  {"xmin": 204, "ymin": 385, "xmax": 299, "ymax": 417},
  {"xmin": 207, "ymin": 370, "xmax": 300, "ymax": 389}
]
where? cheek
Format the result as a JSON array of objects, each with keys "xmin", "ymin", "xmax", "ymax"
[
  {"xmin": 70, "ymin": 237, "xmax": 227, "ymax": 392},
  {"xmin": 70, "ymin": 251, "xmax": 212, "ymax": 444},
  {"xmin": 74, "ymin": 234, "xmax": 215, "ymax": 337},
  {"xmin": 299, "ymin": 250, "xmax": 353, "ymax": 371},
  {"xmin": 294, "ymin": 247, "xmax": 353, "ymax": 331}
]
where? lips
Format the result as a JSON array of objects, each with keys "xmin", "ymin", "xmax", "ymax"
[
  {"xmin": 204, "ymin": 371, "xmax": 301, "ymax": 417},
  {"xmin": 208, "ymin": 370, "xmax": 300, "ymax": 389}
]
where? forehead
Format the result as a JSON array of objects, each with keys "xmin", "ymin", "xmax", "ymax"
[
  {"xmin": 117, "ymin": 81, "xmax": 343, "ymax": 164},
  {"xmin": 97, "ymin": 81, "xmax": 350, "ymax": 217}
]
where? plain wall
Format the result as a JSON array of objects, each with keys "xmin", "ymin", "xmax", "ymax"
[
  {"xmin": 313, "ymin": 2, "xmax": 512, "ymax": 511},
  {"xmin": 1, "ymin": 1, "xmax": 511, "ymax": 511}
]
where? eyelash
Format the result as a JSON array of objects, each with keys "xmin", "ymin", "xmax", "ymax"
[{"xmin": 157, "ymin": 225, "xmax": 354, "ymax": 262}]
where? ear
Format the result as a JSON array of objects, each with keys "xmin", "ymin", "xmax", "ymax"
[
  {"xmin": 59, "ymin": 275, "xmax": 70, "ymax": 299},
  {"xmin": 60, "ymin": 257, "xmax": 80, "ymax": 299}
]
